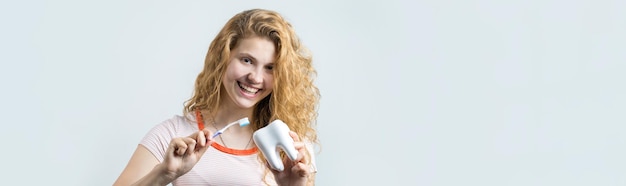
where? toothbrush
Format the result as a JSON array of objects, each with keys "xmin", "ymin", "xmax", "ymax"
[{"xmin": 211, "ymin": 117, "xmax": 250, "ymax": 139}]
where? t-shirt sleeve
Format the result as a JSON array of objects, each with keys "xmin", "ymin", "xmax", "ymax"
[{"xmin": 139, "ymin": 117, "xmax": 179, "ymax": 163}]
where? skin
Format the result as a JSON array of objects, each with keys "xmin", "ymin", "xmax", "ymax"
[{"xmin": 113, "ymin": 36, "xmax": 314, "ymax": 186}]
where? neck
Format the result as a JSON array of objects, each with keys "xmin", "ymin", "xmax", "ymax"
[
  {"xmin": 215, "ymin": 107, "xmax": 251, "ymax": 127},
  {"xmin": 203, "ymin": 100, "xmax": 253, "ymax": 131}
]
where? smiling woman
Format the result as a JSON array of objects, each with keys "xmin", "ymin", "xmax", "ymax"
[{"xmin": 113, "ymin": 9, "xmax": 319, "ymax": 186}]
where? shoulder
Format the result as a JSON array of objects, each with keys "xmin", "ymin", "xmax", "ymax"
[
  {"xmin": 145, "ymin": 114, "xmax": 199, "ymax": 139},
  {"xmin": 159, "ymin": 114, "xmax": 198, "ymax": 133}
]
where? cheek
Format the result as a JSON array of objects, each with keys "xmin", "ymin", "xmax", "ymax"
[
  {"xmin": 266, "ymin": 76, "xmax": 274, "ymax": 91},
  {"xmin": 224, "ymin": 63, "xmax": 243, "ymax": 80}
]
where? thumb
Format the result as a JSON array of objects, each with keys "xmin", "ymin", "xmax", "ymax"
[{"xmin": 195, "ymin": 129, "xmax": 214, "ymax": 157}]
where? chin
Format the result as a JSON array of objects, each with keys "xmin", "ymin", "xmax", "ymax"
[{"xmin": 235, "ymin": 100, "xmax": 258, "ymax": 109}]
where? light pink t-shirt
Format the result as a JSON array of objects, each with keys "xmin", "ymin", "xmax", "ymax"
[{"xmin": 140, "ymin": 114, "xmax": 317, "ymax": 185}]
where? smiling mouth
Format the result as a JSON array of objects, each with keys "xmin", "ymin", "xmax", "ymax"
[{"xmin": 237, "ymin": 81, "xmax": 260, "ymax": 94}]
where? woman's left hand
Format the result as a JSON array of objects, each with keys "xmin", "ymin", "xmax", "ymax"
[{"xmin": 271, "ymin": 131, "xmax": 314, "ymax": 186}]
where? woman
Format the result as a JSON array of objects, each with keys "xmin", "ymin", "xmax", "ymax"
[{"xmin": 114, "ymin": 9, "xmax": 319, "ymax": 186}]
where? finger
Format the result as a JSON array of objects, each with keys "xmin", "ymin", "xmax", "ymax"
[
  {"xmin": 170, "ymin": 138, "xmax": 188, "ymax": 156},
  {"xmin": 291, "ymin": 162, "xmax": 310, "ymax": 177},
  {"xmin": 196, "ymin": 140, "xmax": 211, "ymax": 156},
  {"xmin": 288, "ymin": 131, "xmax": 307, "ymax": 162},
  {"xmin": 182, "ymin": 137, "xmax": 197, "ymax": 156},
  {"xmin": 196, "ymin": 131, "xmax": 206, "ymax": 147},
  {"xmin": 164, "ymin": 139, "xmax": 178, "ymax": 158},
  {"xmin": 289, "ymin": 131, "xmax": 301, "ymax": 142},
  {"xmin": 292, "ymin": 142, "xmax": 307, "ymax": 163},
  {"xmin": 202, "ymin": 128, "xmax": 213, "ymax": 144},
  {"xmin": 293, "ymin": 141, "xmax": 305, "ymax": 150},
  {"xmin": 195, "ymin": 129, "xmax": 213, "ymax": 156}
]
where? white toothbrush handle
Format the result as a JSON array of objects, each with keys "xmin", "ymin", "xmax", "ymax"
[{"xmin": 211, "ymin": 121, "xmax": 238, "ymax": 139}]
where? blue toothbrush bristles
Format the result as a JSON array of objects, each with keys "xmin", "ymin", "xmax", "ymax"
[{"xmin": 238, "ymin": 118, "xmax": 250, "ymax": 126}]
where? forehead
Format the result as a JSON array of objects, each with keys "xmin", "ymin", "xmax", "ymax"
[{"xmin": 232, "ymin": 36, "xmax": 276, "ymax": 64}]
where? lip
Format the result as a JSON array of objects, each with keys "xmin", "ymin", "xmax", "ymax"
[
  {"xmin": 238, "ymin": 81, "xmax": 262, "ymax": 90},
  {"xmin": 237, "ymin": 81, "xmax": 260, "ymax": 98}
]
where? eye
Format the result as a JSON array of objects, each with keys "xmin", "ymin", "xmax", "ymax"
[
  {"xmin": 265, "ymin": 65, "xmax": 274, "ymax": 71},
  {"xmin": 242, "ymin": 57, "xmax": 252, "ymax": 64}
]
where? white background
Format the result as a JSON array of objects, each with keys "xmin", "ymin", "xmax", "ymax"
[{"xmin": 1, "ymin": 0, "xmax": 625, "ymax": 185}]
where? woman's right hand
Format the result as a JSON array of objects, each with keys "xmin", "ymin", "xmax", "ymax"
[{"xmin": 158, "ymin": 128, "xmax": 214, "ymax": 181}]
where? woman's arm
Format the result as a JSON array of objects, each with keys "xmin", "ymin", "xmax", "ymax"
[{"xmin": 113, "ymin": 145, "xmax": 174, "ymax": 186}]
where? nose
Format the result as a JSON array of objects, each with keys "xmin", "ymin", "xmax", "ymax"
[{"xmin": 247, "ymin": 69, "xmax": 263, "ymax": 84}]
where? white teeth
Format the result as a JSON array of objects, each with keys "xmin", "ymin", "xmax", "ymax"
[{"xmin": 239, "ymin": 82, "xmax": 259, "ymax": 93}]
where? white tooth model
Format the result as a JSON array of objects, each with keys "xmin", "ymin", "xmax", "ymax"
[{"xmin": 252, "ymin": 120, "xmax": 299, "ymax": 171}]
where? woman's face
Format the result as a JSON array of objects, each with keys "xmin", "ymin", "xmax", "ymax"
[{"xmin": 222, "ymin": 36, "xmax": 276, "ymax": 109}]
